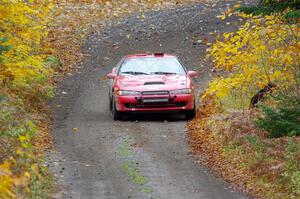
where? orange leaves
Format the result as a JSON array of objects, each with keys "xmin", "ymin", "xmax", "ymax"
[
  {"xmin": 188, "ymin": 106, "xmax": 254, "ymax": 194},
  {"xmin": 13, "ymin": 172, "xmax": 31, "ymax": 188},
  {"xmin": 0, "ymin": 7, "xmax": 8, "ymax": 18}
]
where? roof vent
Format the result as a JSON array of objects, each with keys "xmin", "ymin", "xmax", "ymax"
[{"xmin": 154, "ymin": 53, "xmax": 164, "ymax": 56}]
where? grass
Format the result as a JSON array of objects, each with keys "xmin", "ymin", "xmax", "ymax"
[
  {"xmin": 116, "ymin": 136, "xmax": 156, "ymax": 198},
  {"xmin": 140, "ymin": 187, "xmax": 155, "ymax": 194},
  {"xmin": 27, "ymin": 166, "xmax": 54, "ymax": 199},
  {"xmin": 116, "ymin": 137, "xmax": 131, "ymax": 157},
  {"xmin": 121, "ymin": 161, "xmax": 148, "ymax": 186}
]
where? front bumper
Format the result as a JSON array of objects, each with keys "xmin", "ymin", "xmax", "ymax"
[{"xmin": 115, "ymin": 93, "xmax": 195, "ymax": 112}]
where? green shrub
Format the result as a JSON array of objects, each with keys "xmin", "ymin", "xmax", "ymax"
[
  {"xmin": 237, "ymin": 0, "xmax": 299, "ymax": 21},
  {"xmin": 255, "ymin": 95, "xmax": 300, "ymax": 138}
]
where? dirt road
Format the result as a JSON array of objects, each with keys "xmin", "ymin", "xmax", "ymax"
[{"xmin": 49, "ymin": 2, "xmax": 247, "ymax": 199}]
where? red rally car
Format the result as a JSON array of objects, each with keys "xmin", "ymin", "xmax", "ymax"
[{"xmin": 106, "ymin": 53, "xmax": 198, "ymax": 120}]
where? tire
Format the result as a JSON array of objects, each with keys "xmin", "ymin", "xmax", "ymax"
[
  {"xmin": 109, "ymin": 96, "xmax": 112, "ymax": 111},
  {"xmin": 112, "ymin": 97, "xmax": 122, "ymax": 120},
  {"xmin": 185, "ymin": 102, "xmax": 196, "ymax": 120}
]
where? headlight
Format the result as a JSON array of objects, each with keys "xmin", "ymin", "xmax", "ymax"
[
  {"xmin": 170, "ymin": 88, "xmax": 192, "ymax": 95},
  {"xmin": 116, "ymin": 90, "xmax": 141, "ymax": 96}
]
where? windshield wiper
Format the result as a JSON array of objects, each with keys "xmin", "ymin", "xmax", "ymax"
[
  {"xmin": 151, "ymin": 72, "xmax": 177, "ymax": 75},
  {"xmin": 121, "ymin": 71, "xmax": 149, "ymax": 75}
]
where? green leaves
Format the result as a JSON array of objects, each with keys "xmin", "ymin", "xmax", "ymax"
[
  {"xmin": 0, "ymin": 37, "xmax": 12, "ymax": 64},
  {"xmin": 237, "ymin": 0, "xmax": 300, "ymax": 23},
  {"xmin": 0, "ymin": 37, "xmax": 12, "ymax": 55},
  {"xmin": 255, "ymin": 96, "xmax": 300, "ymax": 138}
]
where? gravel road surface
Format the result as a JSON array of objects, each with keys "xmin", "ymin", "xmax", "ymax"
[{"xmin": 49, "ymin": 2, "xmax": 247, "ymax": 199}]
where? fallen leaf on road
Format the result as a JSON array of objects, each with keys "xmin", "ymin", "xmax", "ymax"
[{"xmin": 130, "ymin": 143, "xmax": 143, "ymax": 148}]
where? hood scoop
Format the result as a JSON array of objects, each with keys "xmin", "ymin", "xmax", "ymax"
[{"xmin": 144, "ymin": 81, "xmax": 165, "ymax": 85}]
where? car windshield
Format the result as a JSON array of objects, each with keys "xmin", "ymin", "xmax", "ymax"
[{"xmin": 119, "ymin": 57, "xmax": 185, "ymax": 75}]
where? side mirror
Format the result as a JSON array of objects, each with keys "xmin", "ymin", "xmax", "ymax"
[
  {"xmin": 107, "ymin": 67, "xmax": 117, "ymax": 79},
  {"xmin": 112, "ymin": 67, "xmax": 117, "ymax": 74},
  {"xmin": 187, "ymin": 70, "xmax": 198, "ymax": 78},
  {"xmin": 107, "ymin": 73, "xmax": 116, "ymax": 79}
]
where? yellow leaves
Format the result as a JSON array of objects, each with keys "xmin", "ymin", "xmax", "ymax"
[
  {"xmin": 0, "ymin": 1, "xmax": 53, "ymax": 87},
  {"xmin": 19, "ymin": 133, "xmax": 31, "ymax": 148},
  {"xmin": 237, "ymin": 12, "xmax": 252, "ymax": 19},
  {"xmin": 31, "ymin": 163, "xmax": 40, "ymax": 178},
  {"xmin": 16, "ymin": 148, "xmax": 25, "ymax": 157},
  {"xmin": 216, "ymin": 3, "xmax": 240, "ymax": 21},
  {"xmin": 19, "ymin": 134, "xmax": 29, "ymax": 143},
  {"xmin": 288, "ymin": 42, "xmax": 300, "ymax": 53},
  {"xmin": 0, "ymin": 7, "xmax": 9, "ymax": 18},
  {"xmin": 0, "ymin": 161, "xmax": 15, "ymax": 198},
  {"xmin": 271, "ymin": 71, "xmax": 283, "ymax": 80},
  {"xmin": 0, "ymin": 136, "xmax": 48, "ymax": 198},
  {"xmin": 233, "ymin": 4, "xmax": 241, "ymax": 9},
  {"xmin": 204, "ymin": 14, "xmax": 300, "ymax": 109},
  {"xmin": 72, "ymin": 127, "xmax": 78, "ymax": 133},
  {"xmin": 0, "ymin": 160, "xmax": 43, "ymax": 198},
  {"xmin": 0, "ymin": 161, "xmax": 12, "ymax": 179},
  {"xmin": 216, "ymin": 14, "xmax": 227, "ymax": 20},
  {"xmin": 206, "ymin": 78, "xmax": 233, "ymax": 99}
]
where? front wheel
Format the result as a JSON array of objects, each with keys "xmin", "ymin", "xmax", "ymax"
[
  {"xmin": 185, "ymin": 102, "xmax": 196, "ymax": 120},
  {"xmin": 112, "ymin": 97, "xmax": 122, "ymax": 120}
]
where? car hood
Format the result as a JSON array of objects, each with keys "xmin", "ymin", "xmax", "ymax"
[{"xmin": 115, "ymin": 74, "xmax": 189, "ymax": 91}]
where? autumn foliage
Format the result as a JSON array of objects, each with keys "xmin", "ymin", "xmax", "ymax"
[
  {"xmin": 0, "ymin": 1, "xmax": 53, "ymax": 91},
  {"xmin": 205, "ymin": 14, "xmax": 299, "ymax": 109},
  {"xmin": 0, "ymin": 1, "xmax": 54, "ymax": 198},
  {"xmin": 189, "ymin": 8, "xmax": 300, "ymax": 199},
  {"xmin": 1, "ymin": 0, "xmax": 199, "ymax": 198}
]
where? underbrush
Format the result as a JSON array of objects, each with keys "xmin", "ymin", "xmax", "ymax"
[
  {"xmin": 255, "ymin": 95, "xmax": 300, "ymax": 138},
  {"xmin": 0, "ymin": 94, "xmax": 54, "ymax": 198},
  {"xmin": 188, "ymin": 101, "xmax": 300, "ymax": 198}
]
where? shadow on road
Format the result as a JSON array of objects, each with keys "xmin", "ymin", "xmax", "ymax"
[{"xmin": 121, "ymin": 112, "xmax": 186, "ymax": 122}]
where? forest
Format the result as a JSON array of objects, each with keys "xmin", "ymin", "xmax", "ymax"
[{"xmin": 0, "ymin": 0, "xmax": 299, "ymax": 198}]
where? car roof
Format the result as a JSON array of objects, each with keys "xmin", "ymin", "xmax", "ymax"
[{"xmin": 124, "ymin": 53, "xmax": 176, "ymax": 59}]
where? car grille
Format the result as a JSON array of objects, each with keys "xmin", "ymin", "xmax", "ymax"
[
  {"xmin": 125, "ymin": 102, "xmax": 187, "ymax": 109},
  {"xmin": 124, "ymin": 90, "xmax": 187, "ymax": 109},
  {"xmin": 142, "ymin": 91, "xmax": 169, "ymax": 95}
]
